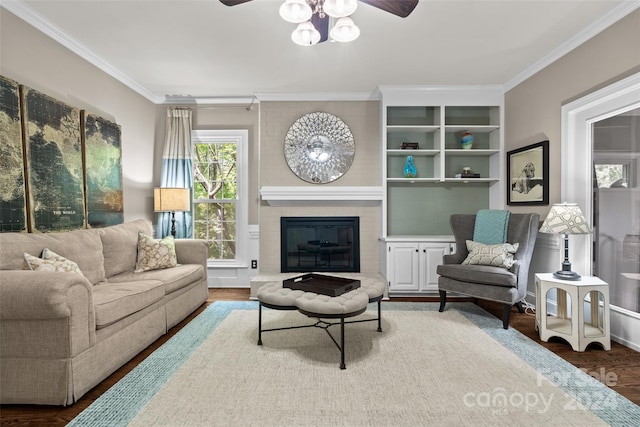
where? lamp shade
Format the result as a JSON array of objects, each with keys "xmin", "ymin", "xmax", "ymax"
[
  {"xmin": 279, "ymin": 0, "xmax": 312, "ymax": 23},
  {"xmin": 323, "ymin": 0, "xmax": 358, "ymax": 18},
  {"xmin": 291, "ymin": 21, "xmax": 321, "ymax": 46},
  {"xmin": 330, "ymin": 17, "xmax": 360, "ymax": 42},
  {"xmin": 540, "ymin": 203, "xmax": 591, "ymax": 235},
  {"xmin": 154, "ymin": 188, "xmax": 190, "ymax": 212}
]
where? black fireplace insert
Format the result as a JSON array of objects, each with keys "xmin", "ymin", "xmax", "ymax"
[{"xmin": 280, "ymin": 216, "xmax": 360, "ymax": 273}]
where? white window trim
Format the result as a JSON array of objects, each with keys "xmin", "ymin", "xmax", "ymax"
[
  {"xmin": 561, "ymin": 72, "xmax": 640, "ymax": 276},
  {"xmin": 192, "ymin": 129, "xmax": 249, "ymax": 268}
]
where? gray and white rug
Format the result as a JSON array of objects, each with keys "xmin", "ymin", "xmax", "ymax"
[{"xmin": 69, "ymin": 301, "xmax": 640, "ymax": 426}]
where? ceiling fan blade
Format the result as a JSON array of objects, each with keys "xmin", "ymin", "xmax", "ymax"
[
  {"xmin": 219, "ymin": 0, "xmax": 253, "ymax": 6},
  {"xmin": 312, "ymin": 13, "xmax": 329, "ymax": 43},
  {"xmin": 359, "ymin": 0, "xmax": 418, "ymax": 18}
]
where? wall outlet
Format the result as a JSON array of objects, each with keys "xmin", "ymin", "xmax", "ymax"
[{"xmin": 251, "ymin": 260, "xmax": 258, "ymax": 269}]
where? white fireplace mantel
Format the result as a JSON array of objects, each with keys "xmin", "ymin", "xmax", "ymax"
[{"xmin": 260, "ymin": 186, "xmax": 383, "ymax": 206}]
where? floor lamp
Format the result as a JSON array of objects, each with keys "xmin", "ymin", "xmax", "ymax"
[
  {"xmin": 154, "ymin": 187, "xmax": 190, "ymax": 237},
  {"xmin": 539, "ymin": 202, "xmax": 591, "ymax": 280}
]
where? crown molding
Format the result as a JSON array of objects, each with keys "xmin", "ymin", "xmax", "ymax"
[
  {"xmin": 504, "ymin": 1, "xmax": 640, "ymax": 92},
  {"xmin": 255, "ymin": 92, "xmax": 380, "ymax": 102},
  {"xmin": 2, "ymin": 0, "xmax": 164, "ymax": 104}
]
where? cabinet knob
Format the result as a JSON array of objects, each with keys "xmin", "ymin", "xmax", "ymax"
[{"xmin": 415, "ymin": 249, "xmax": 419, "ymax": 252}]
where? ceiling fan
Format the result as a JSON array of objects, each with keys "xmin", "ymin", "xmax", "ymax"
[{"xmin": 220, "ymin": 0, "xmax": 418, "ymax": 44}]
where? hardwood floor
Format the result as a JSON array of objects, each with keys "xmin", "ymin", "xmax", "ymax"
[{"xmin": 1, "ymin": 288, "xmax": 638, "ymax": 426}]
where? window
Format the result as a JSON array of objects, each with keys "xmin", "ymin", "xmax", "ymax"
[
  {"xmin": 192, "ymin": 130, "xmax": 248, "ymax": 266},
  {"xmin": 594, "ymin": 161, "xmax": 632, "ymax": 188}
]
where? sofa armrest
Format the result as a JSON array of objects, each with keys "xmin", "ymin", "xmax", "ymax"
[
  {"xmin": 175, "ymin": 239, "xmax": 208, "ymax": 271},
  {"xmin": 0, "ymin": 271, "xmax": 96, "ymax": 358}
]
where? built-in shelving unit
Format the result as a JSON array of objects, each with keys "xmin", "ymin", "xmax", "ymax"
[{"xmin": 378, "ymin": 86, "xmax": 504, "ymax": 295}]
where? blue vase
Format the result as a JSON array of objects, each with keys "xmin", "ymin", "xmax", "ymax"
[
  {"xmin": 403, "ymin": 155, "xmax": 417, "ymax": 178},
  {"xmin": 461, "ymin": 131, "xmax": 474, "ymax": 149}
]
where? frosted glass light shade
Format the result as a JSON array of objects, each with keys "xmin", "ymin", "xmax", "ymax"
[
  {"xmin": 323, "ymin": 0, "xmax": 358, "ymax": 18},
  {"xmin": 279, "ymin": 0, "xmax": 312, "ymax": 23},
  {"xmin": 330, "ymin": 17, "xmax": 360, "ymax": 42},
  {"xmin": 292, "ymin": 21, "xmax": 321, "ymax": 46}
]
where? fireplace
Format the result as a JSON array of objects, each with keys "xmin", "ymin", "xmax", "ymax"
[{"xmin": 280, "ymin": 216, "xmax": 360, "ymax": 273}]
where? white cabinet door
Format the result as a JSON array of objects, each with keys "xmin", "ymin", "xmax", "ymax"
[
  {"xmin": 388, "ymin": 243, "xmax": 420, "ymax": 292},
  {"xmin": 419, "ymin": 243, "xmax": 452, "ymax": 292}
]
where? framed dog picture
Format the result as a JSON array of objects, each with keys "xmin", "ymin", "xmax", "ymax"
[{"xmin": 507, "ymin": 140, "xmax": 549, "ymax": 205}]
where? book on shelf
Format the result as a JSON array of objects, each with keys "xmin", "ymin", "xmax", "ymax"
[
  {"xmin": 400, "ymin": 142, "xmax": 419, "ymax": 149},
  {"xmin": 455, "ymin": 173, "xmax": 481, "ymax": 178}
]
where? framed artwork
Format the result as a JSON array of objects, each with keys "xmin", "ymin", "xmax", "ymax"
[
  {"xmin": 21, "ymin": 85, "xmax": 86, "ymax": 232},
  {"xmin": 0, "ymin": 76, "xmax": 27, "ymax": 232},
  {"xmin": 507, "ymin": 140, "xmax": 549, "ymax": 205},
  {"xmin": 82, "ymin": 112, "xmax": 124, "ymax": 227}
]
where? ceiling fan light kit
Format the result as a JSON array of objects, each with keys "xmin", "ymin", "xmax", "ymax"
[{"xmin": 223, "ymin": 0, "xmax": 418, "ymax": 46}]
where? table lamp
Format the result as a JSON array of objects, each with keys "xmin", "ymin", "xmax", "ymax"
[
  {"xmin": 154, "ymin": 187, "xmax": 190, "ymax": 237},
  {"xmin": 539, "ymin": 202, "xmax": 591, "ymax": 280}
]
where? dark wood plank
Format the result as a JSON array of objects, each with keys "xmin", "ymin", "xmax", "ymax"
[{"xmin": 1, "ymin": 289, "xmax": 638, "ymax": 426}]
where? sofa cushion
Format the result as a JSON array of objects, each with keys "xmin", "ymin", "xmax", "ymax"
[
  {"xmin": 0, "ymin": 228, "xmax": 105, "ymax": 285},
  {"xmin": 436, "ymin": 264, "xmax": 517, "ymax": 288},
  {"xmin": 92, "ymin": 280, "xmax": 165, "ymax": 328},
  {"xmin": 110, "ymin": 264, "xmax": 205, "ymax": 294},
  {"xmin": 135, "ymin": 233, "xmax": 177, "ymax": 272},
  {"xmin": 99, "ymin": 219, "xmax": 153, "ymax": 278},
  {"xmin": 22, "ymin": 249, "xmax": 84, "ymax": 276}
]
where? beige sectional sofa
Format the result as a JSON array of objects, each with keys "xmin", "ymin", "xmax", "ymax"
[{"xmin": 0, "ymin": 219, "xmax": 208, "ymax": 405}]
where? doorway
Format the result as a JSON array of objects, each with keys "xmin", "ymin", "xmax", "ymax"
[
  {"xmin": 593, "ymin": 108, "xmax": 640, "ymax": 313},
  {"xmin": 562, "ymin": 72, "xmax": 640, "ymax": 349}
]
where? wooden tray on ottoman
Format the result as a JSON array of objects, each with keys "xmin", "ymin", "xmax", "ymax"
[{"xmin": 283, "ymin": 274, "xmax": 361, "ymax": 297}]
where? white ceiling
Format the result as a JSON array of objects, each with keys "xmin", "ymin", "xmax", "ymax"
[{"xmin": 4, "ymin": 0, "xmax": 638, "ymax": 103}]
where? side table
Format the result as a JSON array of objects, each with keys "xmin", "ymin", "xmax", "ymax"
[{"xmin": 535, "ymin": 273, "xmax": 610, "ymax": 351}]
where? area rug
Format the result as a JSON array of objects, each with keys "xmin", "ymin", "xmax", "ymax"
[{"xmin": 69, "ymin": 301, "xmax": 640, "ymax": 426}]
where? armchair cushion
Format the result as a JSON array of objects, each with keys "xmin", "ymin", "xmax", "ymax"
[
  {"xmin": 462, "ymin": 240, "xmax": 519, "ymax": 269},
  {"xmin": 437, "ymin": 264, "xmax": 517, "ymax": 288}
]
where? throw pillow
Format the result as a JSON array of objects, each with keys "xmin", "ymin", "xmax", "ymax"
[
  {"xmin": 462, "ymin": 240, "xmax": 519, "ymax": 269},
  {"xmin": 135, "ymin": 232, "xmax": 177, "ymax": 272},
  {"xmin": 22, "ymin": 249, "xmax": 84, "ymax": 275}
]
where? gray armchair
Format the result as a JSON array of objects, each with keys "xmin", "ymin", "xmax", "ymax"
[{"xmin": 437, "ymin": 213, "xmax": 539, "ymax": 329}]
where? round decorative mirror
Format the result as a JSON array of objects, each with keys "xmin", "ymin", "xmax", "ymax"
[{"xmin": 283, "ymin": 111, "xmax": 355, "ymax": 184}]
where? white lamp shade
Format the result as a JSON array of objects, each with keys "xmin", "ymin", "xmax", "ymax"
[
  {"xmin": 291, "ymin": 21, "xmax": 321, "ymax": 46},
  {"xmin": 330, "ymin": 17, "xmax": 360, "ymax": 42},
  {"xmin": 279, "ymin": 0, "xmax": 312, "ymax": 23},
  {"xmin": 154, "ymin": 187, "xmax": 190, "ymax": 212},
  {"xmin": 540, "ymin": 203, "xmax": 591, "ymax": 235},
  {"xmin": 323, "ymin": 0, "xmax": 358, "ymax": 18}
]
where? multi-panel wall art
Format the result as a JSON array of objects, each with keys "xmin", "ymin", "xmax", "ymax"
[
  {"xmin": 0, "ymin": 76, "xmax": 27, "ymax": 232},
  {"xmin": 0, "ymin": 75, "xmax": 123, "ymax": 233},
  {"xmin": 82, "ymin": 113, "xmax": 124, "ymax": 227}
]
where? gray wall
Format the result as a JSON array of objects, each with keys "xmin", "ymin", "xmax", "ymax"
[
  {"xmin": 1, "ymin": 9, "xmax": 158, "ymax": 223},
  {"xmin": 504, "ymin": 9, "xmax": 640, "ymax": 218}
]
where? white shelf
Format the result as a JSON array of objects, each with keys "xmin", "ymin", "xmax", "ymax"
[
  {"xmin": 445, "ymin": 125, "xmax": 499, "ymax": 133},
  {"xmin": 387, "ymin": 125, "xmax": 440, "ymax": 133},
  {"xmin": 260, "ymin": 186, "xmax": 383, "ymax": 206},
  {"xmin": 444, "ymin": 178, "xmax": 499, "ymax": 183},
  {"xmin": 444, "ymin": 149, "xmax": 499, "ymax": 156},
  {"xmin": 386, "ymin": 149, "xmax": 439, "ymax": 156},
  {"xmin": 387, "ymin": 178, "xmax": 440, "ymax": 183}
]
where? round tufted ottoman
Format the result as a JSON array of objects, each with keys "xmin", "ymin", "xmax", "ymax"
[{"xmin": 256, "ymin": 275, "xmax": 385, "ymax": 369}]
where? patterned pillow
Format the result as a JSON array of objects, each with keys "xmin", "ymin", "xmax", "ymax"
[
  {"xmin": 22, "ymin": 249, "xmax": 84, "ymax": 276},
  {"xmin": 135, "ymin": 232, "xmax": 177, "ymax": 272},
  {"xmin": 462, "ymin": 240, "xmax": 519, "ymax": 269}
]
